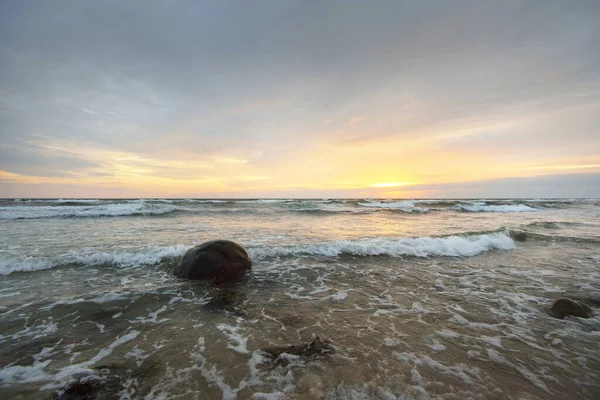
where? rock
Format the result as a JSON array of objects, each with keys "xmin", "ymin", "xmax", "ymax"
[
  {"xmin": 549, "ymin": 298, "xmax": 593, "ymax": 319},
  {"xmin": 54, "ymin": 366, "xmax": 123, "ymax": 400},
  {"xmin": 261, "ymin": 336, "xmax": 336, "ymax": 366},
  {"xmin": 53, "ymin": 362, "xmax": 160, "ymax": 400},
  {"xmin": 173, "ymin": 240, "xmax": 251, "ymax": 284}
]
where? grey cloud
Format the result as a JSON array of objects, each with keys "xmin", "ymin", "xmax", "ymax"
[
  {"xmin": 0, "ymin": 142, "xmax": 101, "ymax": 177},
  {"xmin": 0, "ymin": 0, "xmax": 599, "ymax": 182},
  {"xmin": 436, "ymin": 102, "xmax": 600, "ymax": 162}
]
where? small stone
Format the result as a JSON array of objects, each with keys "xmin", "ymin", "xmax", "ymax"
[{"xmin": 549, "ymin": 298, "xmax": 593, "ymax": 319}]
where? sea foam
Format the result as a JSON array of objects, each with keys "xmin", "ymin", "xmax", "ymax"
[
  {"xmin": 0, "ymin": 232, "xmax": 515, "ymax": 275},
  {"xmin": 0, "ymin": 245, "xmax": 188, "ymax": 275},
  {"xmin": 0, "ymin": 257, "xmax": 55, "ymax": 275}
]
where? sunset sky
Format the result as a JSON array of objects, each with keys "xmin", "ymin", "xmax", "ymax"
[{"xmin": 1, "ymin": 0, "xmax": 599, "ymax": 198}]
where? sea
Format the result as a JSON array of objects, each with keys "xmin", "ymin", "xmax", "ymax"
[{"xmin": 0, "ymin": 198, "xmax": 599, "ymax": 399}]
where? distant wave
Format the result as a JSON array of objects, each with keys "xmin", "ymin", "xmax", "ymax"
[
  {"xmin": 43, "ymin": 199, "xmax": 103, "ymax": 204},
  {"xmin": 453, "ymin": 203, "xmax": 537, "ymax": 213},
  {"xmin": 519, "ymin": 221, "xmax": 584, "ymax": 230},
  {"xmin": 0, "ymin": 201, "xmax": 180, "ymax": 219},
  {"xmin": 358, "ymin": 200, "xmax": 430, "ymax": 213},
  {"xmin": 511, "ymin": 220, "xmax": 600, "ymax": 243},
  {"xmin": 1, "ymin": 198, "xmax": 594, "ymax": 219}
]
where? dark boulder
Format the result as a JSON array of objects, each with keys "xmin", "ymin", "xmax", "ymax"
[
  {"xmin": 549, "ymin": 298, "xmax": 593, "ymax": 319},
  {"xmin": 173, "ymin": 240, "xmax": 251, "ymax": 284}
]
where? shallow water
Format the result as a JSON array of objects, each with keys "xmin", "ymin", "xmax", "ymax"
[{"xmin": 0, "ymin": 198, "xmax": 599, "ymax": 399}]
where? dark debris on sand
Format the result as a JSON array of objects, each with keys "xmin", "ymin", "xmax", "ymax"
[{"xmin": 261, "ymin": 336, "xmax": 336, "ymax": 366}]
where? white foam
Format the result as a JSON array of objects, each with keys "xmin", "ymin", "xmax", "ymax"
[
  {"xmin": 0, "ymin": 245, "xmax": 188, "ymax": 275},
  {"xmin": 251, "ymin": 392, "xmax": 287, "ymax": 399},
  {"xmin": 1, "ymin": 331, "xmax": 139, "ymax": 390},
  {"xmin": 411, "ymin": 302, "xmax": 433, "ymax": 314},
  {"xmin": 216, "ymin": 323, "xmax": 249, "ymax": 354},
  {"xmin": 0, "ymin": 256, "xmax": 54, "ymax": 275},
  {"xmin": 135, "ymin": 305, "xmax": 169, "ymax": 324},
  {"xmin": 383, "ymin": 337, "xmax": 402, "ymax": 347},
  {"xmin": 188, "ymin": 336, "xmax": 242, "ymax": 400},
  {"xmin": 0, "ymin": 360, "xmax": 51, "ymax": 386},
  {"xmin": 436, "ymin": 329, "xmax": 460, "ymax": 339},
  {"xmin": 125, "ymin": 346, "xmax": 148, "ymax": 367},
  {"xmin": 7, "ymin": 320, "xmax": 58, "ymax": 341},
  {"xmin": 358, "ymin": 200, "xmax": 429, "ymax": 213},
  {"xmin": 86, "ymin": 331, "xmax": 140, "ymax": 366},
  {"xmin": 86, "ymin": 292, "xmax": 133, "ymax": 304},
  {"xmin": 395, "ymin": 352, "xmax": 479, "ymax": 385},
  {"xmin": 328, "ymin": 291, "xmax": 349, "ymax": 301},
  {"xmin": 75, "ymin": 245, "xmax": 188, "ymax": 268},
  {"xmin": 427, "ymin": 341, "xmax": 447, "ymax": 351},
  {"xmin": 454, "ymin": 204, "xmax": 537, "ymax": 212},
  {"xmin": 250, "ymin": 232, "xmax": 516, "ymax": 260},
  {"xmin": 486, "ymin": 349, "xmax": 548, "ymax": 391},
  {"xmin": 0, "ymin": 201, "xmax": 177, "ymax": 219},
  {"xmin": 240, "ymin": 199, "xmax": 293, "ymax": 204}
]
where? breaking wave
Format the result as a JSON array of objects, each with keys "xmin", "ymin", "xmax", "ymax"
[
  {"xmin": 1, "ymin": 198, "xmax": 596, "ymax": 219},
  {"xmin": 0, "ymin": 232, "xmax": 516, "ymax": 275},
  {"xmin": 358, "ymin": 200, "xmax": 430, "ymax": 213},
  {"xmin": 0, "ymin": 245, "xmax": 188, "ymax": 275},
  {"xmin": 249, "ymin": 232, "xmax": 516, "ymax": 260}
]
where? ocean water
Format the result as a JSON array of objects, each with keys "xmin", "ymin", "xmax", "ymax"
[{"xmin": 0, "ymin": 198, "xmax": 599, "ymax": 399}]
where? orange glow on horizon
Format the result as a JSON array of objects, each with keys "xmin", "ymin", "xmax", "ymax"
[
  {"xmin": 370, "ymin": 182, "xmax": 413, "ymax": 188},
  {"xmin": 2, "ymin": 120, "xmax": 599, "ymax": 198}
]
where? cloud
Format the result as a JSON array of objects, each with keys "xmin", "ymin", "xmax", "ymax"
[
  {"xmin": 0, "ymin": 1, "xmax": 599, "ymax": 197},
  {"xmin": 392, "ymin": 173, "xmax": 600, "ymax": 198},
  {"xmin": 348, "ymin": 116, "xmax": 368, "ymax": 127}
]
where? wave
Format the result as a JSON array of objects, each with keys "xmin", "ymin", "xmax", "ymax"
[
  {"xmin": 0, "ymin": 256, "xmax": 56, "ymax": 275},
  {"xmin": 358, "ymin": 200, "xmax": 430, "ymax": 213},
  {"xmin": 0, "ymin": 201, "xmax": 180, "ymax": 220},
  {"xmin": 508, "ymin": 230, "xmax": 600, "ymax": 244},
  {"xmin": 237, "ymin": 199, "xmax": 295, "ymax": 204},
  {"xmin": 0, "ymin": 245, "xmax": 188, "ymax": 275},
  {"xmin": 0, "ymin": 232, "xmax": 516, "ymax": 275},
  {"xmin": 249, "ymin": 232, "xmax": 515, "ymax": 260},
  {"xmin": 453, "ymin": 204, "xmax": 537, "ymax": 213},
  {"xmin": 518, "ymin": 221, "xmax": 588, "ymax": 230},
  {"xmin": 1, "ymin": 198, "xmax": 595, "ymax": 219},
  {"xmin": 41, "ymin": 199, "xmax": 103, "ymax": 204},
  {"xmin": 288, "ymin": 208, "xmax": 370, "ymax": 215}
]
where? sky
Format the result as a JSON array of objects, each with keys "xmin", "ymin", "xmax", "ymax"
[{"xmin": 1, "ymin": 0, "xmax": 599, "ymax": 198}]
